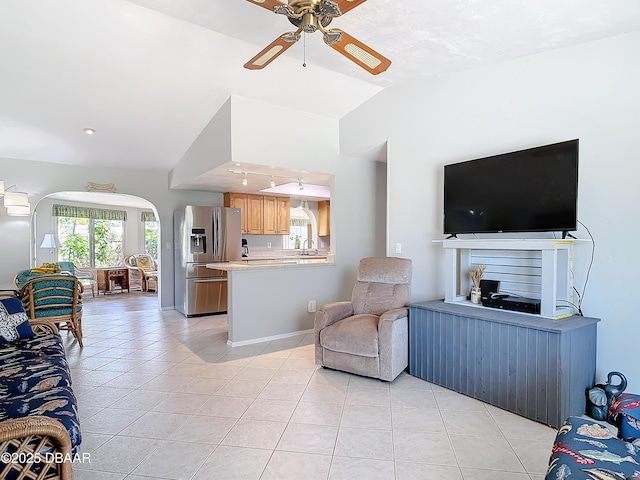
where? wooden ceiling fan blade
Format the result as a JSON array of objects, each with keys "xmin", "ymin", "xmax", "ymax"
[
  {"xmin": 245, "ymin": 0, "xmax": 288, "ymax": 13},
  {"xmin": 321, "ymin": 0, "xmax": 368, "ymax": 17},
  {"xmin": 324, "ymin": 29, "xmax": 391, "ymax": 75},
  {"xmin": 244, "ymin": 32, "xmax": 300, "ymax": 70}
]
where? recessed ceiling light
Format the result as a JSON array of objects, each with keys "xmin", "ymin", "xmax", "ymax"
[{"xmin": 83, "ymin": 128, "xmax": 96, "ymax": 135}]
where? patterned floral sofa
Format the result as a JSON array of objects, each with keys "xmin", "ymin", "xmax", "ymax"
[
  {"xmin": 0, "ymin": 296, "xmax": 81, "ymax": 480},
  {"xmin": 545, "ymin": 414, "xmax": 640, "ymax": 479}
]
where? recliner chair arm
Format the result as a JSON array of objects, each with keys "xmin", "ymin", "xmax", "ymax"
[
  {"xmin": 314, "ymin": 301, "xmax": 354, "ymax": 367},
  {"xmin": 379, "ymin": 307, "xmax": 409, "ymax": 324},
  {"xmin": 378, "ymin": 307, "xmax": 409, "ymax": 382},
  {"xmin": 315, "ymin": 301, "xmax": 354, "ymax": 330}
]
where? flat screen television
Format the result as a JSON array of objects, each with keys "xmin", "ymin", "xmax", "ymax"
[{"xmin": 443, "ymin": 139, "xmax": 579, "ymax": 236}]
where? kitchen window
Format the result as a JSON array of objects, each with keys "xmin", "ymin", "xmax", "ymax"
[{"xmin": 284, "ymin": 202, "xmax": 318, "ymax": 251}]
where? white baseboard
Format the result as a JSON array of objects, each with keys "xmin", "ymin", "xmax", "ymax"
[
  {"xmin": 161, "ymin": 305, "xmax": 175, "ymax": 311},
  {"xmin": 227, "ymin": 328, "xmax": 314, "ymax": 347}
]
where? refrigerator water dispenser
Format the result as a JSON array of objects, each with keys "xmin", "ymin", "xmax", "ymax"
[{"xmin": 190, "ymin": 228, "xmax": 207, "ymax": 254}]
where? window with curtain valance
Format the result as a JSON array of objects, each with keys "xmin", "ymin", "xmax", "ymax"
[
  {"xmin": 141, "ymin": 211, "xmax": 156, "ymax": 222},
  {"xmin": 290, "ymin": 218, "xmax": 310, "ymax": 227},
  {"xmin": 52, "ymin": 204, "xmax": 127, "ymax": 221}
]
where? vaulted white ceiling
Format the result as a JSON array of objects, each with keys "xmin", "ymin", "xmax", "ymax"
[{"xmin": 1, "ymin": 0, "xmax": 639, "ymax": 176}]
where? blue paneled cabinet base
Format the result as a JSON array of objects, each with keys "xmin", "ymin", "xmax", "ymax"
[{"xmin": 408, "ymin": 300, "xmax": 599, "ymax": 428}]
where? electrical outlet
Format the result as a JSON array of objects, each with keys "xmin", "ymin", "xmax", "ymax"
[
  {"xmin": 267, "ymin": 242, "xmax": 271, "ymax": 248},
  {"xmin": 166, "ymin": 242, "xmax": 172, "ymax": 250},
  {"xmin": 395, "ymin": 243, "xmax": 402, "ymax": 254},
  {"xmin": 307, "ymin": 300, "xmax": 316, "ymax": 313}
]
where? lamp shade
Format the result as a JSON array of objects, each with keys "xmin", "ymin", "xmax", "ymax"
[
  {"xmin": 4, "ymin": 191, "xmax": 29, "ymax": 207},
  {"xmin": 6, "ymin": 203, "xmax": 31, "ymax": 216},
  {"xmin": 40, "ymin": 233, "xmax": 61, "ymax": 249}
]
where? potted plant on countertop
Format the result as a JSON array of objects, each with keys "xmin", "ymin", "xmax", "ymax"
[{"xmin": 469, "ymin": 264, "xmax": 486, "ymax": 304}]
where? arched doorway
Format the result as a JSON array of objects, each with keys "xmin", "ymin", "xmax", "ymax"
[{"xmin": 30, "ymin": 191, "xmax": 162, "ymax": 310}]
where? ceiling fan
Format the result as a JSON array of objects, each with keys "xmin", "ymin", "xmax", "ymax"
[{"xmin": 244, "ymin": 0, "xmax": 391, "ymax": 75}]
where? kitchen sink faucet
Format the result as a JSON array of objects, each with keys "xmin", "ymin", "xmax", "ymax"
[{"xmin": 302, "ymin": 239, "xmax": 317, "ymax": 256}]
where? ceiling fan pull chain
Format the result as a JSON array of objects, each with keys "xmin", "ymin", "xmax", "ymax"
[{"xmin": 303, "ymin": 32, "xmax": 307, "ymax": 67}]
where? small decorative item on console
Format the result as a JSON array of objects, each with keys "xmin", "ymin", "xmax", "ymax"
[{"xmin": 469, "ymin": 264, "xmax": 486, "ymax": 304}]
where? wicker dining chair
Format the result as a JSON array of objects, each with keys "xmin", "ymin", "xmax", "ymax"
[{"xmin": 19, "ymin": 275, "xmax": 84, "ymax": 347}]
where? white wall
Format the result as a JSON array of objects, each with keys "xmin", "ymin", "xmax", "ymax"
[
  {"xmin": 0, "ymin": 157, "xmax": 221, "ymax": 308},
  {"xmin": 227, "ymin": 264, "xmax": 340, "ymax": 344},
  {"xmin": 169, "ymin": 97, "xmax": 232, "ymax": 189},
  {"xmin": 341, "ymin": 31, "xmax": 640, "ymax": 391},
  {"xmin": 230, "ymin": 96, "xmax": 339, "ymax": 173}
]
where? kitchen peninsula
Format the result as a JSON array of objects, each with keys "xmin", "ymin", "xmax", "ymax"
[{"xmin": 206, "ymin": 256, "xmax": 337, "ymax": 346}]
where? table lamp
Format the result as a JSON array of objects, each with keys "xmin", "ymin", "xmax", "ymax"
[{"xmin": 40, "ymin": 233, "xmax": 61, "ymax": 263}]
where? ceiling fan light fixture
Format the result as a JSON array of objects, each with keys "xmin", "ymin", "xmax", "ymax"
[
  {"xmin": 282, "ymin": 32, "xmax": 301, "ymax": 42},
  {"xmin": 270, "ymin": 177, "xmax": 276, "ymax": 188},
  {"xmin": 320, "ymin": 0, "xmax": 341, "ymax": 17},
  {"xmin": 245, "ymin": 0, "xmax": 390, "ymax": 75},
  {"xmin": 274, "ymin": 5, "xmax": 294, "ymax": 16},
  {"xmin": 301, "ymin": 12, "xmax": 319, "ymax": 33},
  {"xmin": 323, "ymin": 30, "xmax": 342, "ymax": 45},
  {"xmin": 242, "ymin": 173, "xmax": 248, "ymax": 186}
]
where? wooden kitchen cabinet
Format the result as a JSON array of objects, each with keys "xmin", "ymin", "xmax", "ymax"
[
  {"xmin": 263, "ymin": 196, "xmax": 277, "ymax": 234},
  {"xmin": 318, "ymin": 200, "xmax": 330, "ymax": 236},
  {"xmin": 264, "ymin": 196, "xmax": 290, "ymax": 234},
  {"xmin": 224, "ymin": 192, "xmax": 248, "ymax": 234},
  {"xmin": 246, "ymin": 194, "xmax": 264, "ymax": 234},
  {"xmin": 226, "ymin": 193, "xmax": 289, "ymax": 235},
  {"xmin": 277, "ymin": 197, "xmax": 290, "ymax": 234}
]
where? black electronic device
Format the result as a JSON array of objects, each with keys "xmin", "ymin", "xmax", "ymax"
[
  {"xmin": 443, "ymin": 139, "xmax": 579, "ymax": 236},
  {"xmin": 479, "ymin": 279, "xmax": 500, "ymax": 301},
  {"xmin": 482, "ymin": 295, "xmax": 541, "ymax": 315}
]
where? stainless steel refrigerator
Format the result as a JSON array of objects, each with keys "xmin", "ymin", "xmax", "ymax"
[{"xmin": 174, "ymin": 206, "xmax": 242, "ymax": 316}]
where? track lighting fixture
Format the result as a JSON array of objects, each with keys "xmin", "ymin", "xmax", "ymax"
[{"xmin": 228, "ymin": 168, "xmax": 306, "ymax": 189}]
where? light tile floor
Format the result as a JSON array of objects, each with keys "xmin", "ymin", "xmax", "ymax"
[{"xmin": 64, "ymin": 293, "xmax": 556, "ymax": 480}]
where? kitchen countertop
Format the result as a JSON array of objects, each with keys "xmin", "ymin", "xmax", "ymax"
[
  {"xmin": 240, "ymin": 253, "xmax": 328, "ymax": 260},
  {"xmin": 206, "ymin": 256, "xmax": 334, "ymax": 271}
]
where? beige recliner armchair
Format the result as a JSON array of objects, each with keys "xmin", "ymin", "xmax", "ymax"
[{"xmin": 314, "ymin": 257, "xmax": 412, "ymax": 382}]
